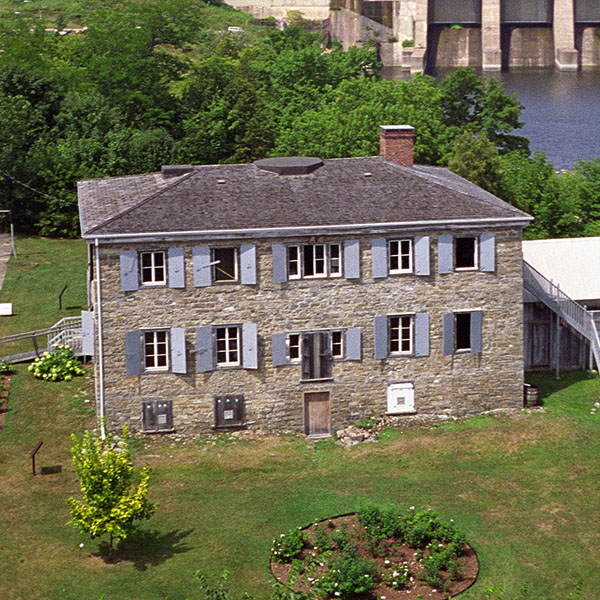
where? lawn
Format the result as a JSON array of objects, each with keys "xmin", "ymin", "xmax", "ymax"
[
  {"xmin": 0, "ymin": 366, "xmax": 599, "ymax": 600},
  {"xmin": 0, "ymin": 236, "xmax": 87, "ymax": 356}
]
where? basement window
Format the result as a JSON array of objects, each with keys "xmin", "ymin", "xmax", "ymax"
[{"xmin": 142, "ymin": 400, "xmax": 173, "ymax": 432}]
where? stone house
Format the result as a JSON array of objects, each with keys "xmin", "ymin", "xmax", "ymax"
[{"xmin": 78, "ymin": 125, "xmax": 532, "ymax": 436}]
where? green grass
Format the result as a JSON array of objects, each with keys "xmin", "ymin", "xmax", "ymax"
[
  {"xmin": 0, "ymin": 236, "xmax": 87, "ymax": 356},
  {"xmin": 0, "ymin": 367, "xmax": 599, "ymax": 599}
]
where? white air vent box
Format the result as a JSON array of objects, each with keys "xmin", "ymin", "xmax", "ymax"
[{"xmin": 387, "ymin": 382, "xmax": 415, "ymax": 414}]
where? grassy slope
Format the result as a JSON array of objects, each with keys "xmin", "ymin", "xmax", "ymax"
[
  {"xmin": 0, "ymin": 368, "xmax": 599, "ymax": 599},
  {"xmin": 0, "ymin": 236, "xmax": 87, "ymax": 355}
]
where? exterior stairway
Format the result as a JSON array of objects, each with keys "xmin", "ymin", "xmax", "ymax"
[{"xmin": 523, "ymin": 260, "xmax": 600, "ymax": 371}]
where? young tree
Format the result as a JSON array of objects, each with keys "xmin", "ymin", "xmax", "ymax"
[{"xmin": 67, "ymin": 424, "xmax": 156, "ymax": 559}]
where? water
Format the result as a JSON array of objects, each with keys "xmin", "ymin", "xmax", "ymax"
[
  {"xmin": 491, "ymin": 70, "xmax": 600, "ymax": 170},
  {"xmin": 382, "ymin": 67, "xmax": 600, "ymax": 170}
]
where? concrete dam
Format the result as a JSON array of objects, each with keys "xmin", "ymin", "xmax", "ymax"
[{"xmin": 329, "ymin": 0, "xmax": 600, "ymax": 71}]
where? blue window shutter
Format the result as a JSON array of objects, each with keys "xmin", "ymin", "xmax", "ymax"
[
  {"xmin": 345, "ymin": 327, "xmax": 362, "ymax": 361},
  {"xmin": 81, "ymin": 310, "xmax": 95, "ymax": 356},
  {"xmin": 470, "ymin": 310, "xmax": 483, "ymax": 353},
  {"xmin": 193, "ymin": 246, "xmax": 212, "ymax": 287},
  {"xmin": 371, "ymin": 238, "xmax": 387, "ymax": 279},
  {"xmin": 414, "ymin": 313, "xmax": 430, "ymax": 357},
  {"xmin": 480, "ymin": 233, "xmax": 495, "ymax": 272},
  {"xmin": 167, "ymin": 247, "xmax": 185, "ymax": 288},
  {"xmin": 272, "ymin": 244, "xmax": 287, "ymax": 283},
  {"xmin": 272, "ymin": 333, "xmax": 287, "ymax": 366},
  {"xmin": 442, "ymin": 313, "xmax": 455, "ymax": 356},
  {"xmin": 242, "ymin": 323, "xmax": 258, "ymax": 369},
  {"xmin": 344, "ymin": 239, "xmax": 360, "ymax": 279},
  {"xmin": 195, "ymin": 326, "xmax": 214, "ymax": 372},
  {"xmin": 120, "ymin": 250, "xmax": 139, "ymax": 291},
  {"xmin": 438, "ymin": 235, "xmax": 453, "ymax": 274},
  {"xmin": 414, "ymin": 236, "xmax": 430, "ymax": 276},
  {"xmin": 374, "ymin": 316, "xmax": 388, "ymax": 359},
  {"xmin": 240, "ymin": 244, "xmax": 257, "ymax": 285},
  {"xmin": 170, "ymin": 327, "xmax": 187, "ymax": 373},
  {"xmin": 125, "ymin": 330, "xmax": 143, "ymax": 376}
]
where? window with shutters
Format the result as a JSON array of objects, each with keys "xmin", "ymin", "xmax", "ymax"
[
  {"xmin": 142, "ymin": 400, "xmax": 173, "ymax": 432},
  {"xmin": 216, "ymin": 326, "xmax": 241, "ymax": 366},
  {"xmin": 288, "ymin": 243, "xmax": 342, "ymax": 279},
  {"xmin": 212, "ymin": 247, "xmax": 238, "ymax": 282},
  {"xmin": 455, "ymin": 312, "xmax": 472, "ymax": 351},
  {"xmin": 389, "ymin": 315, "xmax": 413, "ymax": 355},
  {"xmin": 144, "ymin": 330, "xmax": 169, "ymax": 370},
  {"xmin": 286, "ymin": 330, "xmax": 344, "ymax": 365},
  {"xmin": 288, "ymin": 333, "xmax": 301, "ymax": 362},
  {"xmin": 140, "ymin": 251, "xmax": 166, "ymax": 285},
  {"xmin": 455, "ymin": 237, "xmax": 478, "ymax": 270},
  {"xmin": 388, "ymin": 239, "xmax": 413, "ymax": 274}
]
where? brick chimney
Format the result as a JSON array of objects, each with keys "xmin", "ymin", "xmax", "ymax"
[{"xmin": 379, "ymin": 125, "xmax": 415, "ymax": 167}]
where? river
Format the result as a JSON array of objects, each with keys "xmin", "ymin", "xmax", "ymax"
[{"xmin": 383, "ymin": 67, "xmax": 600, "ymax": 171}]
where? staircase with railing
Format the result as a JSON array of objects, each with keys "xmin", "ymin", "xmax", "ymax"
[{"xmin": 523, "ymin": 260, "xmax": 600, "ymax": 370}]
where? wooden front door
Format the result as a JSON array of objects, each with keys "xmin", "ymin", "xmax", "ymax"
[{"xmin": 304, "ymin": 392, "xmax": 331, "ymax": 436}]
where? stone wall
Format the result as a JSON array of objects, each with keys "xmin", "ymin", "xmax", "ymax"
[
  {"xmin": 224, "ymin": 0, "xmax": 330, "ymax": 20},
  {"xmin": 503, "ymin": 26, "xmax": 554, "ymax": 68},
  {"xmin": 92, "ymin": 227, "xmax": 525, "ymax": 435},
  {"xmin": 429, "ymin": 27, "xmax": 482, "ymax": 68}
]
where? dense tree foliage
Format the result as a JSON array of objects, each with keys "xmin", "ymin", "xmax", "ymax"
[{"xmin": 0, "ymin": 1, "xmax": 597, "ymax": 239}]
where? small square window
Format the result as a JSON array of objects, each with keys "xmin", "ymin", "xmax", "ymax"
[
  {"xmin": 455, "ymin": 237, "xmax": 477, "ymax": 270},
  {"xmin": 216, "ymin": 326, "xmax": 241, "ymax": 366},
  {"xmin": 212, "ymin": 248, "xmax": 238, "ymax": 282},
  {"xmin": 389, "ymin": 316, "xmax": 413, "ymax": 355},
  {"xmin": 388, "ymin": 239, "xmax": 412, "ymax": 274},
  {"xmin": 140, "ymin": 251, "xmax": 166, "ymax": 285},
  {"xmin": 144, "ymin": 330, "xmax": 169, "ymax": 370},
  {"xmin": 455, "ymin": 312, "xmax": 471, "ymax": 351}
]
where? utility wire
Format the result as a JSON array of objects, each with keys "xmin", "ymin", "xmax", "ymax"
[{"xmin": 0, "ymin": 168, "xmax": 78, "ymax": 205}]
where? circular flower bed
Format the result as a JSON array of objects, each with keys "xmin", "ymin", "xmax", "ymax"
[{"xmin": 270, "ymin": 504, "xmax": 478, "ymax": 600}]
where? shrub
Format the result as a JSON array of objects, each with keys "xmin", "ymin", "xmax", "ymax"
[
  {"xmin": 402, "ymin": 38, "xmax": 415, "ymax": 47},
  {"xmin": 271, "ymin": 527, "xmax": 306, "ymax": 563},
  {"xmin": 28, "ymin": 345, "xmax": 85, "ymax": 382},
  {"xmin": 0, "ymin": 360, "xmax": 14, "ymax": 375},
  {"xmin": 382, "ymin": 562, "xmax": 412, "ymax": 589},
  {"xmin": 356, "ymin": 501, "xmax": 404, "ymax": 542},
  {"xmin": 313, "ymin": 550, "xmax": 376, "ymax": 599}
]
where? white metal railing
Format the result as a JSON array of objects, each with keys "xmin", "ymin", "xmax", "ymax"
[
  {"xmin": 524, "ymin": 260, "xmax": 600, "ymax": 370},
  {"xmin": 47, "ymin": 316, "xmax": 83, "ymax": 353}
]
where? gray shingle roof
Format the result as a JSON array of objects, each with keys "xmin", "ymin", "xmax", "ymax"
[{"xmin": 78, "ymin": 157, "xmax": 531, "ymax": 238}]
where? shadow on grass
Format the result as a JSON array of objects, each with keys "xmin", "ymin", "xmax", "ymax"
[
  {"xmin": 525, "ymin": 370, "xmax": 596, "ymax": 400},
  {"xmin": 97, "ymin": 528, "xmax": 193, "ymax": 570}
]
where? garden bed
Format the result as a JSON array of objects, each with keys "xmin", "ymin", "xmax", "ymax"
[{"xmin": 271, "ymin": 507, "xmax": 478, "ymax": 600}]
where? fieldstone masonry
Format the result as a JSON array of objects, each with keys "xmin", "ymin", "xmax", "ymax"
[{"xmin": 94, "ymin": 227, "xmax": 524, "ymax": 435}]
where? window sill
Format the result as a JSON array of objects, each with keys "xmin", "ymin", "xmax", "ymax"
[
  {"xmin": 142, "ymin": 428, "xmax": 175, "ymax": 434},
  {"xmin": 386, "ymin": 410, "xmax": 417, "ymax": 416},
  {"xmin": 301, "ymin": 377, "xmax": 334, "ymax": 383},
  {"xmin": 143, "ymin": 368, "xmax": 170, "ymax": 374},
  {"xmin": 140, "ymin": 283, "xmax": 168, "ymax": 288},
  {"xmin": 454, "ymin": 267, "xmax": 478, "ymax": 272}
]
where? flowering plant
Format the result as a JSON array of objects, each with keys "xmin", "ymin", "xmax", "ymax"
[
  {"xmin": 383, "ymin": 562, "xmax": 412, "ymax": 589},
  {"xmin": 270, "ymin": 527, "xmax": 306, "ymax": 563},
  {"xmin": 28, "ymin": 345, "xmax": 85, "ymax": 382}
]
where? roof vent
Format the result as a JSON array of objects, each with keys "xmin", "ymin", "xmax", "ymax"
[
  {"xmin": 162, "ymin": 165, "xmax": 194, "ymax": 178},
  {"xmin": 254, "ymin": 157, "xmax": 324, "ymax": 176},
  {"xmin": 363, "ymin": 172, "xmax": 372, "ymax": 178},
  {"xmin": 217, "ymin": 179, "xmax": 226, "ymax": 185}
]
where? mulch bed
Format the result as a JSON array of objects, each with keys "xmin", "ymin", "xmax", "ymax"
[
  {"xmin": 0, "ymin": 374, "xmax": 11, "ymax": 430},
  {"xmin": 270, "ymin": 514, "xmax": 479, "ymax": 600}
]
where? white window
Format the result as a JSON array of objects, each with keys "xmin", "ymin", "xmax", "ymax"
[
  {"xmin": 331, "ymin": 330, "xmax": 344, "ymax": 359},
  {"xmin": 212, "ymin": 247, "xmax": 238, "ymax": 282},
  {"xmin": 288, "ymin": 244, "xmax": 342, "ymax": 279},
  {"xmin": 288, "ymin": 333, "xmax": 301, "ymax": 362},
  {"xmin": 388, "ymin": 239, "xmax": 412, "ymax": 274},
  {"xmin": 455, "ymin": 237, "xmax": 478, "ymax": 270},
  {"xmin": 216, "ymin": 326, "xmax": 241, "ymax": 366},
  {"xmin": 389, "ymin": 316, "xmax": 413, "ymax": 355},
  {"xmin": 144, "ymin": 330, "xmax": 169, "ymax": 370},
  {"xmin": 140, "ymin": 251, "xmax": 166, "ymax": 286}
]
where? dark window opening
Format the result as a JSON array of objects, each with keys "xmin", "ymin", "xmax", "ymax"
[
  {"xmin": 141, "ymin": 251, "xmax": 166, "ymax": 285},
  {"xmin": 455, "ymin": 237, "xmax": 476, "ymax": 269},
  {"xmin": 213, "ymin": 248, "xmax": 238, "ymax": 281},
  {"xmin": 331, "ymin": 330, "xmax": 344, "ymax": 358},
  {"xmin": 455, "ymin": 312, "xmax": 471, "ymax": 350}
]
